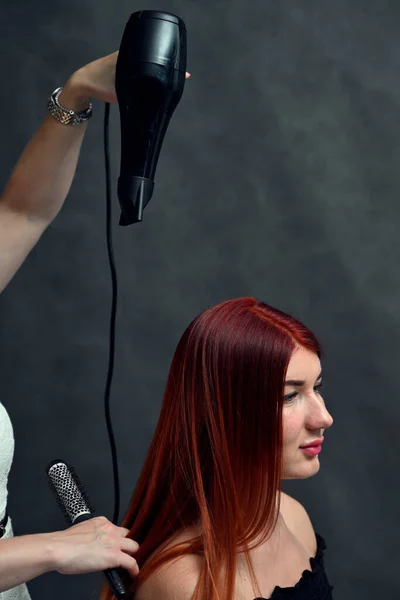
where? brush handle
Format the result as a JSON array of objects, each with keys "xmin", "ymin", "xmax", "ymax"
[{"xmin": 104, "ymin": 567, "xmax": 128, "ymax": 598}]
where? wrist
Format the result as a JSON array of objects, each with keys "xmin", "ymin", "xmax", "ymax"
[
  {"xmin": 59, "ymin": 75, "xmax": 91, "ymax": 113},
  {"xmin": 36, "ymin": 532, "xmax": 62, "ymax": 573}
]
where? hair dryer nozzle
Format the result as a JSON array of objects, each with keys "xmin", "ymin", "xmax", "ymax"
[{"xmin": 118, "ymin": 176, "xmax": 154, "ymax": 225}]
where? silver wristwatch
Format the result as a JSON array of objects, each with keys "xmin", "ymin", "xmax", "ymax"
[{"xmin": 47, "ymin": 86, "xmax": 93, "ymax": 126}]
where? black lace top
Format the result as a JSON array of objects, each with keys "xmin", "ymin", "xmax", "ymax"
[{"xmin": 254, "ymin": 534, "xmax": 334, "ymax": 600}]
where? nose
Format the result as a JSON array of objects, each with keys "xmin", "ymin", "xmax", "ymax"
[{"xmin": 307, "ymin": 394, "xmax": 333, "ymax": 432}]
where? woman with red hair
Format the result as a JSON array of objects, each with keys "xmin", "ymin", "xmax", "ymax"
[{"xmin": 101, "ymin": 297, "xmax": 334, "ymax": 600}]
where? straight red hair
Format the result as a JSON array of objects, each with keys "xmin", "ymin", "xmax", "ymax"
[{"xmin": 101, "ymin": 297, "xmax": 321, "ymax": 599}]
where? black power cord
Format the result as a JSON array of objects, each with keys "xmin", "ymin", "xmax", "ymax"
[{"xmin": 103, "ymin": 102, "xmax": 120, "ymax": 525}]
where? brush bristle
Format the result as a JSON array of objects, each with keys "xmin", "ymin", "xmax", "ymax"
[{"xmin": 46, "ymin": 460, "xmax": 95, "ymax": 524}]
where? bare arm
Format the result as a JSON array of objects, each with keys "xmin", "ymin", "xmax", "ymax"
[
  {"xmin": 0, "ymin": 52, "xmax": 119, "ymax": 293},
  {"xmin": 0, "ymin": 517, "xmax": 139, "ymax": 592},
  {"xmin": 0, "ymin": 92, "xmax": 87, "ymax": 292},
  {"xmin": 0, "ymin": 531, "xmax": 61, "ymax": 591}
]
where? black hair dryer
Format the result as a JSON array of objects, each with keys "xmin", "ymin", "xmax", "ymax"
[{"xmin": 115, "ymin": 10, "xmax": 187, "ymax": 226}]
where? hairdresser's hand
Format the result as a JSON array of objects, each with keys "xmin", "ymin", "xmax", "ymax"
[
  {"xmin": 60, "ymin": 52, "xmax": 191, "ymax": 111},
  {"xmin": 47, "ymin": 516, "xmax": 140, "ymax": 577}
]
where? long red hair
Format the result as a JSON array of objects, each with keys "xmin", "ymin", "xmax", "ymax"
[{"xmin": 101, "ymin": 297, "xmax": 321, "ymax": 599}]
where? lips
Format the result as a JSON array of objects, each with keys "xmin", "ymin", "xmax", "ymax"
[{"xmin": 300, "ymin": 437, "xmax": 324, "ymax": 449}]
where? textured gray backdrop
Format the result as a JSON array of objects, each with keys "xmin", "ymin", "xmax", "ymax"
[{"xmin": 0, "ymin": 0, "xmax": 399, "ymax": 598}]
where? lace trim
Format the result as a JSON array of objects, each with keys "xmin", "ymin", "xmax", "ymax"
[
  {"xmin": 0, "ymin": 403, "xmax": 14, "ymax": 520},
  {"xmin": 0, "ymin": 519, "xmax": 32, "ymax": 600},
  {"xmin": 254, "ymin": 534, "xmax": 334, "ymax": 600}
]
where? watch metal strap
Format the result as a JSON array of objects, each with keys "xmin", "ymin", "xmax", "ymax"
[{"xmin": 47, "ymin": 86, "xmax": 93, "ymax": 126}]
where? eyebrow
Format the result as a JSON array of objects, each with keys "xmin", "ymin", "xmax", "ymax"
[{"xmin": 284, "ymin": 371, "xmax": 323, "ymax": 387}]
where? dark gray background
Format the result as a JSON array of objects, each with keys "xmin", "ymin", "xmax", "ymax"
[{"xmin": 0, "ymin": 0, "xmax": 398, "ymax": 598}]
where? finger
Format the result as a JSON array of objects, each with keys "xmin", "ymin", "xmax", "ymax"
[
  {"xmin": 120, "ymin": 537, "xmax": 140, "ymax": 554},
  {"xmin": 118, "ymin": 554, "xmax": 140, "ymax": 577},
  {"xmin": 118, "ymin": 527, "xmax": 131, "ymax": 537},
  {"xmin": 185, "ymin": 72, "xmax": 191, "ymax": 78}
]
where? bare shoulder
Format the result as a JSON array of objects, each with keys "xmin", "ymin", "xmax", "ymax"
[
  {"xmin": 280, "ymin": 492, "xmax": 317, "ymax": 557},
  {"xmin": 135, "ymin": 555, "xmax": 201, "ymax": 600},
  {"xmin": 135, "ymin": 530, "xmax": 203, "ymax": 600}
]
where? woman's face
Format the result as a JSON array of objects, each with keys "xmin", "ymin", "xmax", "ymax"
[{"xmin": 281, "ymin": 346, "xmax": 333, "ymax": 480}]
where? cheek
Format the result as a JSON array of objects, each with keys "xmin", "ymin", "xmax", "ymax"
[{"xmin": 282, "ymin": 413, "xmax": 303, "ymax": 445}]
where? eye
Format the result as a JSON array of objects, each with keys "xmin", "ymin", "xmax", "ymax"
[
  {"xmin": 284, "ymin": 391, "xmax": 298, "ymax": 403},
  {"xmin": 314, "ymin": 382, "xmax": 323, "ymax": 394}
]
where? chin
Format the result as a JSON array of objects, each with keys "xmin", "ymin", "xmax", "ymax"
[{"xmin": 282, "ymin": 457, "xmax": 321, "ymax": 480}]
